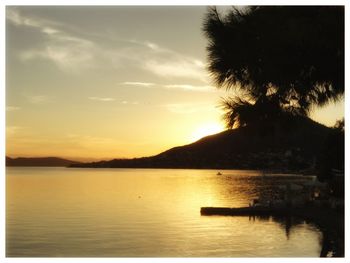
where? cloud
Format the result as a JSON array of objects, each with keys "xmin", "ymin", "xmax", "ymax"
[
  {"xmin": 121, "ymin": 81, "xmax": 155, "ymax": 87},
  {"xmin": 121, "ymin": 81, "xmax": 215, "ymax": 93},
  {"xmin": 130, "ymin": 40, "xmax": 208, "ymax": 81},
  {"xmin": 7, "ymin": 8, "xmax": 209, "ymax": 82},
  {"xmin": 163, "ymin": 84, "xmax": 215, "ymax": 92},
  {"xmin": 26, "ymin": 95, "xmax": 50, "ymax": 104},
  {"xmin": 128, "ymin": 40, "xmax": 163, "ymax": 52},
  {"xmin": 144, "ymin": 58, "xmax": 207, "ymax": 81},
  {"xmin": 6, "ymin": 126, "xmax": 23, "ymax": 135},
  {"xmin": 88, "ymin": 97, "xmax": 115, "ymax": 102},
  {"xmin": 8, "ymin": 8, "xmax": 96, "ymax": 73},
  {"xmin": 19, "ymin": 36, "xmax": 95, "ymax": 73},
  {"xmin": 132, "ymin": 40, "xmax": 208, "ymax": 81},
  {"xmin": 88, "ymin": 97, "xmax": 139, "ymax": 105},
  {"xmin": 6, "ymin": 8, "xmax": 59, "ymax": 33},
  {"xmin": 145, "ymin": 42, "xmax": 160, "ymax": 51},
  {"xmin": 6, "ymin": 106, "xmax": 21, "ymax": 111},
  {"xmin": 121, "ymin": 100, "xmax": 139, "ymax": 105},
  {"xmin": 111, "ymin": 40, "xmax": 209, "ymax": 82}
]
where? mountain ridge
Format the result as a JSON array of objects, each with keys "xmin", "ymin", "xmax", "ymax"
[
  {"xmin": 71, "ymin": 116, "xmax": 332, "ymax": 172},
  {"xmin": 6, "ymin": 156, "xmax": 80, "ymax": 167}
]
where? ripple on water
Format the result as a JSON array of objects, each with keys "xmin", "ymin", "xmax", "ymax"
[{"xmin": 6, "ymin": 167, "xmax": 322, "ymax": 257}]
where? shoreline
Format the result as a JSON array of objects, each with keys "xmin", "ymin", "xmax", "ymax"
[{"xmin": 7, "ymin": 165, "xmax": 318, "ymax": 177}]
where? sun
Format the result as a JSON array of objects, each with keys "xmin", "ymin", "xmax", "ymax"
[{"xmin": 190, "ymin": 122, "xmax": 224, "ymax": 142}]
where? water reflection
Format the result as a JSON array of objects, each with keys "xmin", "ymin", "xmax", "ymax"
[
  {"xmin": 7, "ymin": 167, "xmax": 325, "ymax": 257},
  {"xmin": 207, "ymin": 171, "xmax": 316, "ymax": 207},
  {"xmin": 211, "ymin": 172, "xmax": 343, "ymax": 257},
  {"xmin": 248, "ymin": 215, "xmax": 342, "ymax": 257}
]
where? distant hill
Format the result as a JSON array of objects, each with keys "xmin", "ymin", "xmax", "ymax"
[
  {"xmin": 6, "ymin": 157, "xmax": 80, "ymax": 167},
  {"xmin": 72, "ymin": 116, "xmax": 332, "ymax": 172}
]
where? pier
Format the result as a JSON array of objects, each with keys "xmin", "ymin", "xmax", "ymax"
[
  {"xmin": 201, "ymin": 206, "xmax": 291, "ymax": 216},
  {"xmin": 200, "ymin": 205, "xmax": 342, "ymax": 220}
]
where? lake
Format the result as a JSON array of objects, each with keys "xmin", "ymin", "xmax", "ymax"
[{"xmin": 6, "ymin": 167, "xmax": 323, "ymax": 257}]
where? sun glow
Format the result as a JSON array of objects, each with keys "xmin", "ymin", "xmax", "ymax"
[{"xmin": 190, "ymin": 122, "xmax": 224, "ymax": 143}]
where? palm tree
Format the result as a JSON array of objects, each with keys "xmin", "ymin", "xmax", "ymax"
[
  {"xmin": 203, "ymin": 6, "xmax": 344, "ymax": 128},
  {"xmin": 221, "ymin": 94, "xmax": 284, "ymax": 129}
]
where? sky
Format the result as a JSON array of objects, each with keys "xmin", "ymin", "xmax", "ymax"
[{"xmin": 6, "ymin": 6, "xmax": 344, "ymax": 161}]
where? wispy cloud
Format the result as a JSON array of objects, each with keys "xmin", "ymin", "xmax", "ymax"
[
  {"xmin": 6, "ymin": 126, "xmax": 23, "ymax": 135},
  {"xmin": 7, "ymin": 8, "xmax": 59, "ymax": 34},
  {"xmin": 144, "ymin": 58, "xmax": 207, "ymax": 81},
  {"xmin": 88, "ymin": 97, "xmax": 115, "ymax": 102},
  {"xmin": 121, "ymin": 100, "xmax": 139, "ymax": 105},
  {"xmin": 123, "ymin": 40, "xmax": 208, "ymax": 81},
  {"xmin": 6, "ymin": 106, "xmax": 21, "ymax": 111},
  {"xmin": 8, "ymin": 8, "xmax": 96, "ymax": 73},
  {"xmin": 121, "ymin": 81, "xmax": 215, "ymax": 93},
  {"xmin": 128, "ymin": 40, "xmax": 164, "ymax": 52},
  {"xmin": 7, "ymin": 8, "xmax": 209, "ymax": 82},
  {"xmin": 163, "ymin": 84, "xmax": 215, "ymax": 92},
  {"xmin": 88, "ymin": 97, "xmax": 139, "ymax": 105},
  {"xmin": 26, "ymin": 95, "xmax": 50, "ymax": 104},
  {"xmin": 121, "ymin": 81, "xmax": 155, "ymax": 87},
  {"xmin": 108, "ymin": 39, "xmax": 209, "ymax": 82},
  {"xmin": 19, "ymin": 36, "xmax": 95, "ymax": 73}
]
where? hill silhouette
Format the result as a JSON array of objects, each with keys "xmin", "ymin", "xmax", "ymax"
[
  {"xmin": 72, "ymin": 116, "xmax": 331, "ymax": 172},
  {"xmin": 6, "ymin": 157, "xmax": 80, "ymax": 167}
]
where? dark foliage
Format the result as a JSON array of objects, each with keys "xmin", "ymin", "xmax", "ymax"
[
  {"xmin": 317, "ymin": 118, "xmax": 344, "ymax": 197},
  {"xmin": 203, "ymin": 6, "xmax": 344, "ymax": 128}
]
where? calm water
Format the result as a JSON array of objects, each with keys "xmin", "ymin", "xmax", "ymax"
[{"xmin": 6, "ymin": 167, "xmax": 323, "ymax": 257}]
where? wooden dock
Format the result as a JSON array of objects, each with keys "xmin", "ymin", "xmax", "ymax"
[{"xmin": 200, "ymin": 206, "xmax": 290, "ymax": 216}]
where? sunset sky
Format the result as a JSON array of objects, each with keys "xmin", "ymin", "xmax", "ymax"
[{"xmin": 6, "ymin": 6, "xmax": 344, "ymax": 161}]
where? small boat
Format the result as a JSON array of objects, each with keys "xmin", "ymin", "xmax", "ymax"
[{"xmin": 217, "ymin": 172, "xmax": 222, "ymax": 175}]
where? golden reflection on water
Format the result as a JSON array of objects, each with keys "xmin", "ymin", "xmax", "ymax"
[{"xmin": 6, "ymin": 168, "xmax": 322, "ymax": 257}]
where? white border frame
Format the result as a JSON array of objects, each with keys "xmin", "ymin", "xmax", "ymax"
[{"xmin": 1, "ymin": 1, "xmax": 348, "ymax": 263}]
